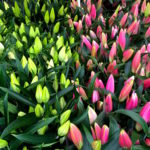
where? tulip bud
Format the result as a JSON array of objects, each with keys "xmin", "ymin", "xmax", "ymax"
[
  {"xmin": 118, "ymin": 29, "xmax": 126, "ymax": 51},
  {"xmin": 90, "ymin": 30, "xmax": 97, "ymax": 39},
  {"xmin": 0, "ymin": 139, "xmax": 8, "ymax": 149},
  {"xmin": 106, "ymin": 74, "xmax": 115, "ymax": 93},
  {"xmin": 60, "ymin": 110, "xmax": 71, "ymax": 125},
  {"xmin": 141, "ymin": 0, "xmax": 146, "ymax": 13},
  {"xmin": 76, "ymin": 87, "xmax": 88, "ymax": 100},
  {"xmin": 145, "ymin": 27, "xmax": 150, "ymax": 38},
  {"xmin": 59, "ymin": 46, "xmax": 66, "ymax": 62},
  {"xmin": 24, "ymin": 82, "xmax": 29, "ymax": 88},
  {"xmin": 35, "ymin": 104, "xmax": 44, "ymax": 118},
  {"xmin": 94, "ymin": 123, "xmax": 101, "ymax": 140},
  {"xmin": 35, "ymin": 27, "xmax": 40, "ymax": 36},
  {"xmin": 19, "ymin": 23, "xmax": 25, "ymax": 36},
  {"xmin": 50, "ymin": 7, "xmax": 55, "ymax": 23},
  {"xmin": 0, "ymin": 42, "xmax": 4, "ymax": 55},
  {"xmin": 120, "ymin": 13, "xmax": 128, "ymax": 27},
  {"xmin": 21, "ymin": 55, "xmax": 27, "ymax": 69},
  {"xmin": 60, "ymin": 97, "xmax": 66, "ymax": 110},
  {"xmin": 87, "ymin": 59, "xmax": 93, "ymax": 70},
  {"xmin": 107, "ymin": 60, "xmax": 118, "ymax": 75},
  {"xmin": 109, "ymin": 42, "xmax": 117, "ymax": 62},
  {"xmin": 18, "ymin": 111, "xmax": 26, "ymax": 117},
  {"xmin": 101, "ymin": 32, "xmax": 108, "ymax": 49},
  {"xmin": 56, "ymin": 36, "xmax": 64, "ymax": 50},
  {"xmin": 100, "ymin": 125, "xmax": 109, "ymax": 144},
  {"xmin": 60, "ymin": 73, "xmax": 66, "ymax": 89},
  {"xmin": 88, "ymin": 106, "xmax": 97, "ymax": 124},
  {"xmin": 74, "ymin": 20, "xmax": 83, "ymax": 33},
  {"xmin": 131, "ymin": 50, "xmax": 141, "ymax": 73},
  {"xmin": 122, "ymin": 48, "xmax": 134, "ymax": 62},
  {"xmin": 16, "ymin": 40, "xmax": 23, "ymax": 50},
  {"xmin": 126, "ymin": 91, "xmax": 138, "ymax": 110},
  {"xmin": 12, "ymin": 1, "xmax": 21, "ymax": 17},
  {"xmin": 82, "ymin": 35, "xmax": 92, "ymax": 50},
  {"xmin": 58, "ymin": 5, "xmax": 64, "ymax": 16},
  {"xmin": 144, "ymin": 3, "xmax": 150, "ymax": 17},
  {"xmin": 119, "ymin": 129, "xmax": 132, "ymax": 149},
  {"xmin": 145, "ymin": 138, "xmax": 150, "ymax": 147},
  {"xmin": 92, "ymin": 90, "xmax": 100, "ymax": 103},
  {"xmin": 104, "ymin": 93, "xmax": 113, "ymax": 113},
  {"xmin": 69, "ymin": 123, "xmax": 83, "ymax": 149},
  {"xmin": 44, "ymin": 10, "xmax": 49, "ymax": 24},
  {"xmin": 58, "ymin": 120, "xmax": 70, "ymax": 136},
  {"xmin": 91, "ymin": 140, "xmax": 101, "ymax": 150},
  {"xmin": 31, "ymin": 76, "xmax": 38, "ymax": 84},
  {"xmin": 34, "ymin": 36, "xmax": 42, "ymax": 55},
  {"xmin": 53, "ymin": 22, "xmax": 60, "ymax": 34},
  {"xmin": 35, "ymin": 84, "xmax": 43, "ymax": 103},
  {"xmin": 23, "ymin": 146, "xmax": 27, "ymax": 150},
  {"xmin": 111, "ymin": 26, "xmax": 118, "ymax": 39},
  {"xmin": 42, "ymin": 86, "xmax": 50, "ymax": 103},
  {"xmin": 96, "ymin": 26, "xmax": 102, "ymax": 39},
  {"xmin": 37, "ymin": 125, "xmax": 48, "ymax": 135},
  {"xmin": 90, "ymin": 4, "xmax": 96, "ymax": 20},
  {"xmin": 119, "ymin": 76, "xmax": 134, "ymax": 102},
  {"xmin": 29, "ymin": 26, "xmax": 35, "ymax": 38},
  {"xmin": 24, "ymin": 0, "xmax": 30, "ymax": 18},
  {"xmin": 53, "ymin": 75, "xmax": 58, "ymax": 92},
  {"xmin": 28, "ymin": 58, "xmax": 37, "ymax": 76}
]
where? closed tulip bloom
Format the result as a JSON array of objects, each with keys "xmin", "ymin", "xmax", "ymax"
[
  {"xmin": 74, "ymin": 20, "xmax": 82, "ymax": 33},
  {"xmin": 82, "ymin": 35, "xmax": 92, "ymax": 50},
  {"xmin": 143, "ymin": 78, "xmax": 150, "ymax": 89},
  {"xmin": 147, "ymin": 44, "xmax": 150, "ymax": 52},
  {"xmin": 127, "ymin": 21, "xmax": 137, "ymax": 35},
  {"xmin": 143, "ymin": 17, "xmax": 150, "ymax": 24},
  {"xmin": 111, "ymin": 26, "xmax": 118, "ymax": 39},
  {"xmin": 119, "ymin": 76, "xmax": 134, "ymax": 102},
  {"xmin": 141, "ymin": 0, "xmax": 146, "ymax": 13},
  {"xmin": 106, "ymin": 74, "xmax": 115, "ymax": 93},
  {"xmin": 91, "ymin": 127, "xmax": 97, "ymax": 140},
  {"xmin": 90, "ymin": 4, "xmax": 96, "ymax": 20},
  {"xmin": 85, "ymin": 14, "xmax": 92, "ymax": 27},
  {"xmin": 120, "ymin": 13, "xmax": 128, "ymax": 27},
  {"xmin": 98, "ymin": 79, "xmax": 105, "ymax": 89},
  {"xmin": 104, "ymin": 93, "xmax": 113, "ymax": 113},
  {"xmin": 91, "ymin": 140, "xmax": 101, "ymax": 150},
  {"xmin": 92, "ymin": 90, "xmax": 100, "ymax": 103},
  {"xmin": 145, "ymin": 27, "xmax": 150, "ymax": 38},
  {"xmin": 133, "ymin": 4, "xmax": 138, "ymax": 18},
  {"xmin": 100, "ymin": 125, "xmax": 109, "ymax": 144},
  {"xmin": 76, "ymin": 87, "xmax": 88, "ymax": 100},
  {"xmin": 132, "ymin": 20, "xmax": 140, "ymax": 35},
  {"xmin": 94, "ymin": 123, "xmax": 101, "ymax": 140},
  {"xmin": 107, "ymin": 60, "xmax": 118, "ymax": 75},
  {"xmin": 88, "ymin": 106, "xmax": 97, "ymax": 124},
  {"xmin": 101, "ymin": 32, "xmax": 108, "ymax": 49},
  {"xmin": 90, "ymin": 30, "xmax": 97, "ymax": 39},
  {"xmin": 126, "ymin": 91, "xmax": 138, "ymax": 110},
  {"xmin": 132, "ymin": 50, "xmax": 141, "ymax": 73},
  {"xmin": 109, "ymin": 42, "xmax": 117, "ymax": 62},
  {"xmin": 69, "ymin": 123, "xmax": 83, "ymax": 149},
  {"xmin": 118, "ymin": 29, "xmax": 126, "ymax": 51},
  {"xmin": 122, "ymin": 48, "xmax": 134, "ymax": 62},
  {"xmin": 145, "ymin": 138, "xmax": 150, "ymax": 147},
  {"xmin": 119, "ymin": 129, "xmax": 132, "ymax": 149},
  {"xmin": 91, "ymin": 40, "xmax": 99, "ymax": 57},
  {"xmin": 87, "ymin": 0, "xmax": 91, "ymax": 12},
  {"xmin": 96, "ymin": 25, "xmax": 102, "ymax": 39}
]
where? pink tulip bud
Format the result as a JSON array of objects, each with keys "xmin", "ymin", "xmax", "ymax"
[
  {"xmin": 94, "ymin": 123, "xmax": 101, "ymax": 140},
  {"xmin": 131, "ymin": 1, "xmax": 140, "ymax": 14},
  {"xmin": 141, "ymin": 0, "xmax": 146, "ymax": 13},
  {"xmin": 85, "ymin": 14, "xmax": 92, "ymax": 27},
  {"xmin": 92, "ymin": 90, "xmax": 100, "ymax": 103},
  {"xmin": 111, "ymin": 26, "xmax": 118, "ymax": 39},
  {"xmin": 109, "ymin": 42, "xmax": 117, "ymax": 62},
  {"xmin": 88, "ymin": 71, "xmax": 100, "ymax": 88},
  {"xmin": 91, "ymin": 126, "xmax": 97, "ymax": 140},
  {"xmin": 143, "ymin": 78, "xmax": 150, "ymax": 89},
  {"xmin": 74, "ymin": 20, "xmax": 82, "ymax": 33},
  {"xmin": 98, "ymin": 14, "xmax": 106, "ymax": 27},
  {"xmin": 106, "ymin": 74, "xmax": 115, "ymax": 93},
  {"xmin": 119, "ymin": 76, "xmax": 134, "ymax": 102},
  {"xmin": 100, "ymin": 125, "xmax": 109, "ymax": 144},
  {"xmin": 76, "ymin": 87, "xmax": 88, "ymax": 100},
  {"xmin": 69, "ymin": 123, "xmax": 83, "ymax": 149},
  {"xmin": 104, "ymin": 93, "xmax": 113, "ymax": 113},
  {"xmin": 88, "ymin": 106, "xmax": 97, "ymax": 124},
  {"xmin": 87, "ymin": 59, "xmax": 93, "ymax": 70},
  {"xmin": 96, "ymin": 26, "xmax": 102, "ymax": 39},
  {"xmin": 146, "ymin": 62, "xmax": 150, "ymax": 77},
  {"xmin": 107, "ymin": 60, "xmax": 118, "ymax": 75},
  {"xmin": 147, "ymin": 44, "xmax": 150, "ymax": 52},
  {"xmin": 101, "ymin": 32, "xmax": 108, "ymax": 49},
  {"xmin": 143, "ymin": 17, "xmax": 150, "ymax": 24},
  {"xmin": 132, "ymin": 20, "xmax": 140, "ymax": 35},
  {"xmin": 90, "ymin": 4, "xmax": 96, "ymax": 20},
  {"xmin": 82, "ymin": 35, "xmax": 92, "ymax": 50},
  {"xmin": 71, "ymin": 0, "xmax": 78, "ymax": 9},
  {"xmin": 133, "ymin": 4, "xmax": 139, "ymax": 18},
  {"xmin": 90, "ymin": 30, "xmax": 97, "ymax": 39},
  {"xmin": 127, "ymin": 21, "xmax": 137, "ymax": 35},
  {"xmin": 99, "ymin": 79, "xmax": 105, "ymax": 89},
  {"xmin": 119, "ymin": 129, "xmax": 132, "ymax": 149},
  {"xmin": 120, "ymin": 13, "xmax": 128, "ymax": 27},
  {"xmin": 122, "ymin": 48, "xmax": 134, "ymax": 62},
  {"xmin": 145, "ymin": 27, "xmax": 150, "ymax": 38},
  {"xmin": 91, "ymin": 40, "xmax": 99, "ymax": 57},
  {"xmin": 118, "ymin": 29, "xmax": 126, "ymax": 51},
  {"xmin": 132, "ymin": 50, "xmax": 141, "ymax": 73},
  {"xmin": 145, "ymin": 138, "xmax": 150, "ymax": 147},
  {"xmin": 126, "ymin": 91, "xmax": 138, "ymax": 110}
]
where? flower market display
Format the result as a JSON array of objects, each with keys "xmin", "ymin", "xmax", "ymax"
[{"xmin": 0, "ymin": 0, "xmax": 150, "ymax": 149}]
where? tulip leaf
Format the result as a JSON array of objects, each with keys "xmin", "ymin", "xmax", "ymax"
[
  {"xmin": 132, "ymin": 145, "xmax": 150, "ymax": 150},
  {"xmin": 3, "ymin": 93, "xmax": 9, "ymax": 125}
]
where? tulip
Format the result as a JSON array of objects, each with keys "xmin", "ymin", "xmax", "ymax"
[
  {"xmin": 58, "ymin": 120, "xmax": 70, "ymax": 136},
  {"xmin": 122, "ymin": 48, "xmax": 134, "ymax": 62},
  {"xmin": 126, "ymin": 91, "xmax": 138, "ymax": 110},
  {"xmin": 101, "ymin": 32, "xmax": 108, "ymax": 49},
  {"xmin": 100, "ymin": 125, "xmax": 109, "ymax": 144},
  {"xmin": 91, "ymin": 126, "xmax": 97, "ymax": 140},
  {"xmin": 143, "ymin": 78, "xmax": 150, "ymax": 89},
  {"xmin": 141, "ymin": 0, "xmax": 146, "ymax": 13},
  {"xmin": 42, "ymin": 86, "xmax": 50, "ymax": 103},
  {"xmin": 76, "ymin": 87, "xmax": 88, "ymax": 100},
  {"xmin": 74, "ymin": 20, "xmax": 83, "ymax": 33},
  {"xmin": 50, "ymin": 7, "xmax": 55, "ymax": 23},
  {"xmin": 12, "ymin": 1, "xmax": 21, "ymax": 17},
  {"xmin": 0, "ymin": 42, "xmax": 4, "ymax": 55},
  {"xmin": 35, "ymin": 104, "xmax": 44, "ymax": 118},
  {"xmin": 96, "ymin": 26, "xmax": 102, "ymax": 39},
  {"xmin": 58, "ymin": 5, "xmax": 64, "ymax": 16},
  {"xmin": 88, "ymin": 106, "xmax": 97, "ymax": 124},
  {"xmin": 28, "ymin": 58, "xmax": 37, "ymax": 76},
  {"xmin": 82, "ymin": 35, "xmax": 92, "ymax": 50},
  {"xmin": 44, "ymin": 10, "xmax": 49, "ymax": 24},
  {"xmin": 111, "ymin": 26, "xmax": 118, "ymax": 39},
  {"xmin": 119, "ymin": 129, "xmax": 132, "ymax": 149},
  {"xmin": 0, "ymin": 139, "xmax": 8, "ymax": 149},
  {"xmin": 133, "ymin": 4, "xmax": 139, "ymax": 18},
  {"xmin": 107, "ymin": 60, "xmax": 118, "ymax": 75},
  {"xmin": 90, "ymin": 4, "xmax": 96, "ymax": 20},
  {"xmin": 53, "ymin": 75, "xmax": 58, "ymax": 92},
  {"xmin": 69, "ymin": 123, "xmax": 83, "ymax": 149},
  {"xmin": 144, "ymin": 2, "xmax": 150, "ymax": 17},
  {"xmin": 35, "ymin": 84, "xmax": 43, "ymax": 103},
  {"xmin": 104, "ymin": 93, "xmax": 113, "ymax": 113},
  {"xmin": 109, "ymin": 42, "xmax": 117, "ymax": 62},
  {"xmin": 91, "ymin": 40, "xmax": 99, "ymax": 57},
  {"xmin": 87, "ymin": 59, "xmax": 93, "ymax": 70},
  {"xmin": 131, "ymin": 50, "xmax": 141, "ymax": 73},
  {"xmin": 38, "ymin": 125, "xmax": 48, "ymax": 135},
  {"xmin": 91, "ymin": 140, "xmax": 101, "ymax": 150},
  {"xmin": 146, "ymin": 62, "xmax": 150, "ymax": 77},
  {"xmin": 147, "ymin": 44, "xmax": 150, "ymax": 52},
  {"xmin": 90, "ymin": 30, "xmax": 97, "ymax": 39},
  {"xmin": 145, "ymin": 138, "xmax": 150, "ymax": 147},
  {"xmin": 85, "ymin": 14, "xmax": 92, "ymax": 27},
  {"xmin": 132, "ymin": 20, "xmax": 140, "ymax": 35},
  {"xmin": 24, "ymin": 0, "xmax": 30, "ymax": 18},
  {"xmin": 60, "ymin": 109, "xmax": 71, "ymax": 125},
  {"xmin": 21, "ymin": 55, "xmax": 27, "ymax": 69},
  {"xmin": 19, "ymin": 23, "xmax": 25, "ymax": 35},
  {"xmin": 98, "ymin": 79, "xmax": 105, "ymax": 89},
  {"xmin": 53, "ymin": 22, "xmax": 60, "ymax": 34},
  {"xmin": 120, "ymin": 13, "xmax": 128, "ymax": 27},
  {"xmin": 97, "ymin": 0, "xmax": 102, "ymax": 9},
  {"xmin": 60, "ymin": 97, "xmax": 66, "ymax": 110},
  {"xmin": 106, "ymin": 74, "xmax": 115, "ymax": 93},
  {"xmin": 87, "ymin": 0, "xmax": 91, "ymax": 12},
  {"xmin": 118, "ymin": 29, "xmax": 126, "ymax": 51},
  {"xmin": 119, "ymin": 76, "xmax": 134, "ymax": 102},
  {"xmin": 143, "ymin": 17, "xmax": 150, "ymax": 24},
  {"xmin": 145, "ymin": 27, "xmax": 150, "ymax": 38},
  {"xmin": 94, "ymin": 123, "xmax": 101, "ymax": 140},
  {"xmin": 92, "ymin": 90, "xmax": 100, "ymax": 103}
]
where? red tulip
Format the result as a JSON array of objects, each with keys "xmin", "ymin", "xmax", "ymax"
[
  {"xmin": 118, "ymin": 29, "xmax": 126, "ymax": 51},
  {"xmin": 96, "ymin": 25, "xmax": 102, "ymax": 39},
  {"xmin": 107, "ymin": 60, "xmax": 118, "ymax": 75},
  {"xmin": 100, "ymin": 125, "xmax": 109, "ymax": 144},
  {"xmin": 143, "ymin": 78, "xmax": 150, "ymax": 89},
  {"xmin": 104, "ymin": 93, "xmax": 113, "ymax": 113},
  {"xmin": 141, "ymin": 0, "xmax": 146, "ymax": 13},
  {"xmin": 76, "ymin": 87, "xmax": 88, "ymax": 100},
  {"xmin": 145, "ymin": 138, "xmax": 150, "ymax": 147},
  {"xmin": 111, "ymin": 26, "xmax": 118, "ymax": 39}
]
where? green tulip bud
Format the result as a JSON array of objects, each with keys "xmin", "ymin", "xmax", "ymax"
[
  {"xmin": 47, "ymin": 59, "xmax": 54, "ymax": 69},
  {"xmin": 34, "ymin": 36, "xmax": 42, "ymax": 55},
  {"xmin": 53, "ymin": 22, "xmax": 60, "ymax": 34},
  {"xmin": 24, "ymin": 81, "xmax": 29, "ymax": 88},
  {"xmin": 145, "ymin": 3, "xmax": 150, "ymax": 17},
  {"xmin": 0, "ymin": 139, "xmax": 8, "ymax": 149},
  {"xmin": 37, "ymin": 125, "xmax": 48, "ymax": 135},
  {"xmin": 44, "ymin": 10, "xmax": 49, "ymax": 24},
  {"xmin": 16, "ymin": 40, "xmax": 23, "ymax": 49},
  {"xmin": 31, "ymin": 75, "xmax": 38, "ymax": 84},
  {"xmin": 49, "ymin": 37, "xmax": 54, "ymax": 44},
  {"xmin": 58, "ymin": 120, "xmax": 70, "ymax": 136},
  {"xmin": 25, "ymin": 16, "xmax": 30, "ymax": 24},
  {"xmin": 12, "ymin": 31, "xmax": 18, "ymax": 40},
  {"xmin": 23, "ymin": 146, "xmax": 28, "ymax": 150},
  {"xmin": 73, "ymin": 52, "xmax": 79, "ymax": 62},
  {"xmin": 59, "ymin": 46, "xmax": 66, "ymax": 62},
  {"xmin": 12, "ymin": 1, "xmax": 21, "ymax": 17},
  {"xmin": 8, "ymin": 51, "xmax": 16, "ymax": 60},
  {"xmin": 50, "ymin": 46, "xmax": 55, "ymax": 57},
  {"xmin": 60, "ymin": 97, "xmax": 66, "ymax": 110},
  {"xmin": 41, "ymin": 4, "xmax": 46, "ymax": 13},
  {"xmin": 64, "ymin": 7, "xmax": 68, "ymax": 13},
  {"xmin": 42, "ymin": 37, "xmax": 47, "ymax": 46},
  {"xmin": 42, "ymin": 86, "xmax": 50, "ymax": 103},
  {"xmin": 58, "ymin": 5, "xmax": 64, "ymax": 16},
  {"xmin": 19, "ymin": 23, "xmax": 25, "ymax": 36},
  {"xmin": 24, "ymin": 0, "xmax": 30, "ymax": 18},
  {"xmin": 91, "ymin": 140, "xmax": 101, "ymax": 150},
  {"xmin": 66, "ymin": 46, "xmax": 72, "ymax": 59},
  {"xmin": 28, "ymin": 58, "xmax": 37, "ymax": 76},
  {"xmin": 74, "ymin": 15, "xmax": 78, "ymax": 21},
  {"xmin": 51, "ymin": 109, "xmax": 57, "ymax": 115},
  {"xmin": 35, "ymin": 84, "xmax": 43, "ymax": 103},
  {"xmin": 56, "ymin": 36, "xmax": 64, "ymax": 50},
  {"xmin": 69, "ymin": 36, "xmax": 75, "ymax": 44},
  {"xmin": 22, "ymin": 36, "xmax": 28, "ymax": 44},
  {"xmin": 29, "ymin": 26, "xmax": 35, "ymax": 38},
  {"xmin": 35, "ymin": 2, "xmax": 40, "ymax": 15},
  {"xmin": 53, "ymin": 50, "xmax": 58, "ymax": 64},
  {"xmin": 59, "ymin": 136, "xmax": 66, "ymax": 144},
  {"xmin": 35, "ymin": 104, "xmax": 44, "ymax": 118},
  {"xmin": 50, "ymin": 7, "xmax": 55, "ymax": 23},
  {"xmin": 35, "ymin": 27, "xmax": 40, "ymax": 36},
  {"xmin": 0, "ymin": 42, "xmax": 4, "ymax": 55},
  {"xmin": 18, "ymin": 111, "xmax": 26, "ymax": 117},
  {"xmin": 60, "ymin": 110, "xmax": 71, "ymax": 125},
  {"xmin": 0, "ymin": 10, "xmax": 3, "ymax": 16},
  {"xmin": 53, "ymin": 75, "xmax": 58, "ymax": 92},
  {"xmin": 65, "ymin": 79, "xmax": 70, "ymax": 88},
  {"xmin": 0, "ymin": 34, "xmax": 3, "ymax": 42},
  {"xmin": 21, "ymin": 55, "xmax": 28, "ymax": 69},
  {"xmin": 29, "ymin": 106, "xmax": 34, "ymax": 113},
  {"xmin": 4, "ymin": 2, "xmax": 9, "ymax": 10},
  {"xmin": 60, "ymin": 73, "xmax": 66, "ymax": 89}
]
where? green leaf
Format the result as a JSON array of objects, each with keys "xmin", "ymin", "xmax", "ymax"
[
  {"xmin": 115, "ymin": 109, "xmax": 148, "ymax": 134},
  {"xmin": 3, "ymin": 93, "xmax": 9, "ymax": 125},
  {"xmin": 125, "ymin": 61, "xmax": 131, "ymax": 76},
  {"xmin": 132, "ymin": 145, "xmax": 150, "ymax": 150},
  {"xmin": 1, "ymin": 113, "xmax": 38, "ymax": 138}
]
